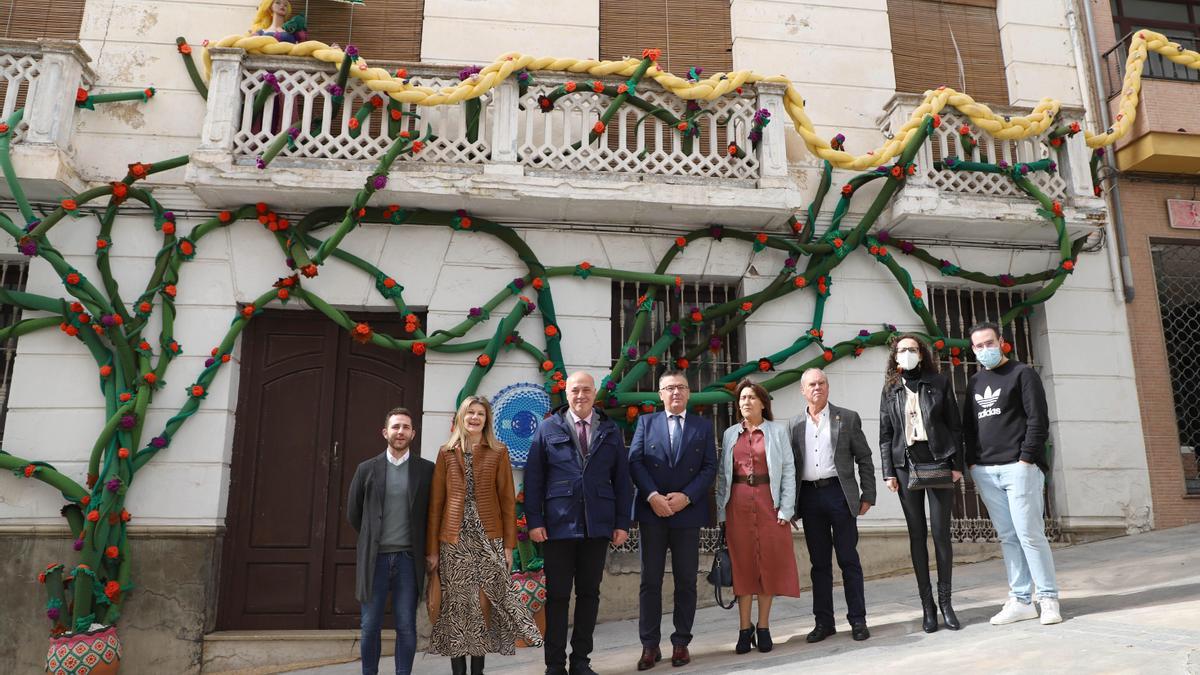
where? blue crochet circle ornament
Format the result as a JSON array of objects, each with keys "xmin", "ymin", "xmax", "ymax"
[{"xmin": 492, "ymin": 381, "xmax": 551, "ymax": 468}]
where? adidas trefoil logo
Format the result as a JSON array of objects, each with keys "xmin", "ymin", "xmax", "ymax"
[{"xmin": 976, "ymin": 386, "xmax": 1002, "ymax": 418}]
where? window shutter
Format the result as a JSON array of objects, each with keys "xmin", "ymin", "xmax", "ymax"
[
  {"xmin": 600, "ymin": 0, "xmax": 733, "ymax": 75},
  {"xmin": 305, "ymin": 0, "xmax": 423, "ymax": 63},
  {"xmin": 887, "ymin": 0, "xmax": 1009, "ymax": 106},
  {"xmin": 0, "ymin": 0, "xmax": 86, "ymax": 39}
]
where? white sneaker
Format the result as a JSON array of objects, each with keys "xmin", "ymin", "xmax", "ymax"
[
  {"xmin": 990, "ymin": 598, "xmax": 1039, "ymax": 625},
  {"xmin": 1038, "ymin": 597, "xmax": 1063, "ymax": 624}
]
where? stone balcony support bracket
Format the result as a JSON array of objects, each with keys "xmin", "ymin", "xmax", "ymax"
[
  {"xmin": 198, "ymin": 48, "xmax": 247, "ymax": 158},
  {"xmin": 755, "ymin": 82, "xmax": 789, "ymax": 189}
]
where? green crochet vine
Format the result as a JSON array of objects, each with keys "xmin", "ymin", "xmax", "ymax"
[{"xmin": 0, "ymin": 54, "xmax": 1089, "ymax": 640}]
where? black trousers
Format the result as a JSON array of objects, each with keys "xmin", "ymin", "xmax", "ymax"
[
  {"xmin": 542, "ymin": 537, "xmax": 610, "ymax": 669},
  {"xmin": 637, "ymin": 518, "xmax": 700, "ymax": 648},
  {"xmin": 800, "ymin": 481, "xmax": 866, "ymax": 627},
  {"xmin": 895, "ymin": 466, "xmax": 955, "ymax": 591}
]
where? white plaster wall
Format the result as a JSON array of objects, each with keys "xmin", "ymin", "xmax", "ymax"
[
  {"xmin": 997, "ymin": 0, "xmax": 1084, "ymax": 107},
  {"xmin": 0, "ymin": 0, "xmax": 1151, "ymax": 533},
  {"xmin": 420, "ymin": 0, "xmax": 599, "ymax": 65}
]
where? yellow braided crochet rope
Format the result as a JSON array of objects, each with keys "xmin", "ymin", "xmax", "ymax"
[{"xmin": 206, "ymin": 29, "xmax": 1198, "ymax": 171}]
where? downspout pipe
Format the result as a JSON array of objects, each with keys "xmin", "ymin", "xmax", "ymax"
[{"xmin": 1080, "ymin": 0, "xmax": 1136, "ymax": 302}]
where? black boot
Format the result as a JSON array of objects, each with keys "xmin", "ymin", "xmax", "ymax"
[
  {"xmin": 920, "ymin": 586, "xmax": 938, "ymax": 633},
  {"xmin": 756, "ymin": 625, "xmax": 773, "ymax": 653},
  {"xmin": 938, "ymin": 582, "xmax": 961, "ymax": 630},
  {"xmin": 451, "ymin": 656, "xmax": 467, "ymax": 675},
  {"xmin": 734, "ymin": 625, "xmax": 756, "ymax": 654},
  {"xmin": 470, "ymin": 655, "xmax": 485, "ymax": 674}
]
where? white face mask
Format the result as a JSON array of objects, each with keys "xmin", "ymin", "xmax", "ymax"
[{"xmin": 896, "ymin": 351, "xmax": 921, "ymax": 371}]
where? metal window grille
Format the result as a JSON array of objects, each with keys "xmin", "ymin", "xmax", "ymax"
[
  {"xmin": 1150, "ymin": 243, "xmax": 1200, "ymax": 495},
  {"xmin": 611, "ymin": 278, "xmax": 743, "ymax": 552},
  {"xmin": 928, "ymin": 285, "xmax": 1062, "ymax": 542},
  {"xmin": 0, "ymin": 258, "xmax": 29, "ymax": 443}
]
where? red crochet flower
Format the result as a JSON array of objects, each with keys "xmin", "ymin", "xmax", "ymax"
[
  {"xmin": 476, "ymin": 354, "xmax": 491, "ymax": 367},
  {"xmin": 99, "ymin": 365, "xmax": 112, "ymax": 377},
  {"xmin": 412, "ymin": 342, "xmax": 426, "ymax": 355}
]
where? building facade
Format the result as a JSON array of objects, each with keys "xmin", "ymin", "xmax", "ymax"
[{"xmin": 0, "ymin": 0, "xmax": 1169, "ymax": 672}]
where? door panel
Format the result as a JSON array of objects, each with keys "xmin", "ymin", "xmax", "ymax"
[{"xmin": 218, "ymin": 310, "xmax": 425, "ymax": 630}]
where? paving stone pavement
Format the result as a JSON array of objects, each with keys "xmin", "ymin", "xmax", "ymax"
[{"xmin": 290, "ymin": 524, "xmax": 1200, "ymax": 674}]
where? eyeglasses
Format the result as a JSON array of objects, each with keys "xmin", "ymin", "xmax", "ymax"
[
  {"xmin": 659, "ymin": 385, "xmax": 689, "ymax": 393},
  {"xmin": 896, "ymin": 347, "xmax": 920, "ymax": 354}
]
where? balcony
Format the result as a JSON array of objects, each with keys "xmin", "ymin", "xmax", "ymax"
[
  {"xmin": 0, "ymin": 39, "xmax": 94, "ymax": 200},
  {"xmin": 1102, "ymin": 32, "xmax": 1200, "ymax": 174},
  {"xmin": 877, "ymin": 94, "xmax": 1105, "ymax": 244},
  {"xmin": 187, "ymin": 49, "xmax": 801, "ymax": 229}
]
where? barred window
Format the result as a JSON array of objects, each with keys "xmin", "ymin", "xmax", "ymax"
[
  {"xmin": 0, "ymin": 258, "xmax": 29, "ymax": 442},
  {"xmin": 928, "ymin": 284, "xmax": 1062, "ymax": 542},
  {"xmin": 1150, "ymin": 243, "xmax": 1200, "ymax": 495}
]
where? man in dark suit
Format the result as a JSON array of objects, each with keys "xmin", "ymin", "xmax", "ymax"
[
  {"xmin": 788, "ymin": 368, "xmax": 876, "ymax": 643},
  {"xmin": 526, "ymin": 371, "xmax": 634, "ymax": 675},
  {"xmin": 347, "ymin": 407, "xmax": 435, "ymax": 675},
  {"xmin": 628, "ymin": 370, "xmax": 718, "ymax": 670}
]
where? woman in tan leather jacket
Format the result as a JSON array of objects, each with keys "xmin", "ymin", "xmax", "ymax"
[{"xmin": 427, "ymin": 395, "xmax": 542, "ymax": 674}]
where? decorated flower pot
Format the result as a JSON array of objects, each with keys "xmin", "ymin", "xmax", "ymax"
[
  {"xmin": 45, "ymin": 625, "xmax": 121, "ymax": 675},
  {"xmin": 512, "ymin": 569, "xmax": 547, "ymax": 648}
]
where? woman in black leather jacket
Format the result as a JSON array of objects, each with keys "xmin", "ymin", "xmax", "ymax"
[{"xmin": 879, "ymin": 334, "xmax": 964, "ymax": 632}]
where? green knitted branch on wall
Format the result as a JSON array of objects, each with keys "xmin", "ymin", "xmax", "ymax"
[{"xmin": 0, "ymin": 51, "xmax": 1088, "ymax": 638}]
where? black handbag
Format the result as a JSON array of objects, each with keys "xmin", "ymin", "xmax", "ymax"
[
  {"xmin": 904, "ymin": 448, "xmax": 954, "ymax": 490},
  {"xmin": 707, "ymin": 524, "xmax": 735, "ymax": 610}
]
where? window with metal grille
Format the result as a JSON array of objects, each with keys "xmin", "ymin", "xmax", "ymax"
[
  {"xmin": 610, "ymin": 278, "xmax": 742, "ymax": 552},
  {"xmin": 928, "ymin": 284, "xmax": 1062, "ymax": 542},
  {"xmin": 1150, "ymin": 243, "xmax": 1200, "ymax": 495},
  {"xmin": 0, "ymin": 258, "xmax": 29, "ymax": 443}
]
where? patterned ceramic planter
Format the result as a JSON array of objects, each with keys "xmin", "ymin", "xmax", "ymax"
[{"xmin": 45, "ymin": 625, "xmax": 121, "ymax": 675}]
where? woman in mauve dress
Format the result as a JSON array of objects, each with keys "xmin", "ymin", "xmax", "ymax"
[
  {"xmin": 715, "ymin": 379, "xmax": 799, "ymax": 655},
  {"xmin": 427, "ymin": 396, "xmax": 542, "ymax": 675}
]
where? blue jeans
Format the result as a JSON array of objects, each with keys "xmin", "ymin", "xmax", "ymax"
[
  {"xmin": 971, "ymin": 463, "xmax": 1059, "ymax": 602},
  {"xmin": 361, "ymin": 551, "xmax": 417, "ymax": 675}
]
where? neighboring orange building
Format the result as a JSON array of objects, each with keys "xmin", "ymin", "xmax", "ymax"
[{"xmin": 1092, "ymin": 0, "xmax": 1200, "ymax": 527}]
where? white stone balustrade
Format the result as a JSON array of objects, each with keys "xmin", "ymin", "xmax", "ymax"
[{"xmin": 0, "ymin": 38, "xmax": 95, "ymax": 199}]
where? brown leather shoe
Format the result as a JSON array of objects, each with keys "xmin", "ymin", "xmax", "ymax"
[
  {"xmin": 637, "ymin": 646, "xmax": 661, "ymax": 671},
  {"xmin": 670, "ymin": 645, "xmax": 690, "ymax": 667}
]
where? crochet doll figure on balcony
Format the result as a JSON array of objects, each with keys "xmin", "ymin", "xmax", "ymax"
[{"xmin": 250, "ymin": 0, "xmax": 307, "ymax": 43}]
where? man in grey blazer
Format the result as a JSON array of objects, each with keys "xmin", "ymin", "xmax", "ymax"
[
  {"xmin": 348, "ymin": 407, "xmax": 435, "ymax": 675},
  {"xmin": 788, "ymin": 368, "xmax": 876, "ymax": 643}
]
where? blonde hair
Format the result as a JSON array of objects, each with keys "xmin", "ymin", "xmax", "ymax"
[
  {"xmin": 250, "ymin": 0, "xmax": 289, "ymax": 32},
  {"xmin": 445, "ymin": 396, "xmax": 504, "ymax": 454}
]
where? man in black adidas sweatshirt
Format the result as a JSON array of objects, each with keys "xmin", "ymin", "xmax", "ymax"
[{"xmin": 962, "ymin": 322, "xmax": 1061, "ymax": 627}]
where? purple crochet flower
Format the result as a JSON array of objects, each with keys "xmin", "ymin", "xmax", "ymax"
[
  {"xmin": 606, "ymin": 396, "xmax": 619, "ymax": 407},
  {"xmin": 752, "ymin": 108, "xmax": 771, "ymax": 125},
  {"xmin": 709, "ymin": 336, "xmax": 723, "ymax": 350},
  {"xmin": 516, "ymin": 71, "xmax": 530, "ymax": 83},
  {"xmin": 1019, "ymin": 164, "xmax": 1030, "ymax": 175},
  {"xmin": 259, "ymin": 72, "xmax": 280, "ymax": 93},
  {"xmin": 469, "ymin": 307, "xmax": 482, "ymax": 318},
  {"xmin": 286, "ymin": 127, "xmax": 299, "ymax": 140},
  {"xmin": 669, "ymin": 323, "xmax": 682, "ymax": 336},
  {"xmin": 709, "ymin": 225, "xmax": 724, "ymax": 239},
  {"xmin": 524, "ymin": 301, "xmax": 536, "ymax": 314},
  {"xmin": 886, "ymin": 323, "xmax": 897, "ymax": 332},
  {"xmin": 162, "ymin": 211, "xmax": 175, "ymax": 222},
  {"xmin": 1048, "ymin": 161, "xmax": 1057, "ymax": 173},
  {"xmin": 516, "ymin": 531, "xmax": 528, "ymax": 542},
  {"xmin": 17, "ymin": 239, "xmax": 37, "ymax": 256},
  {"xmin": 512, "ymin": 278, "xmax": 525, "ymax": 289},
  {"xmin": 326, "ymin": 83, "xmax": 344, "ymax": 98},
  {"xmin": 944, "ymin": 156, "xmax": 958, "ymax": 168},
  {"xmin": 204, "ymin": 357, "xmax": 215, "ymax": 367},
  {"xmin": 100, "ymin": 314, "xmax": 116, "ymax": 327},
  {"xmin": 372, "ymin": 175, "xmax": 388, "ymax": 190},
  {"xmin": 605, "ymin": 380, "xmax": 617, "ymax": 391},
  {"xmin": 940, "ymin": 259, "xmax": 951, "ymax": 268},
  {"xmin": 47, "ymin": 607, "xmax": 60, "ymax": 620},
  {"xmin": 285, "ymin": 257, "xmax": 295, "ymax": 268},
  {"xmin": 106, "ymin": 478, "xmax": 121, "ymax": 492},
  {"xmin": 784, "ymin": 257, "xmax": 796, "ymax": 268},
  {"xmin": 151, "ymin": 436, "xmax": 168, "ymax": 449},
  {"xmin": 255, "ymin": 156, "xmax": 266, "ymax": 170},
  {"xmin": 900, "ymin": 241, "xmax": 915, "ymax": 254},
  {"xmin": 24, "ymin": 219, "xmax": 39, "ymax": 232},
  {"xmin": 997, "ymin": 160, "xmax": 1009, "ymax": 169},
  {"xmin": 626, "ymin": 346, "xmax": 638, "ymax": 359},
  {"xmin": 72, "ymin": 539, "xmax": 83, "ymax": 551},
  {"xmin": 877, "ymin": 230, "xmax": 891, "ymax": 242},
  {"xmin": 345, "ymin": 45, "xmax": 359, "ymax": 57},
  {"xmin": 459, "ymin": 65, "xmax": 483, "ymax": 80},
  {"xmin": 747, "ymin": 129, "xmax": 762, "ymax": 144},
  {"xmin": 119, "ymin": 414, "xmax": 136, "ymax": 429},
  {"xmin": 858, "ymin": 329, "xmax": 870, "ymax": 337},
  {"xmin": 1095, "ymin": 148, "xmax": 1106, "ymax": 157}
]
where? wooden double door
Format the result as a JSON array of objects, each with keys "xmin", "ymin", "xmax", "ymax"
[{"xmin": 218, "ymin": 310, "xmax": 425, "ymax": 629}]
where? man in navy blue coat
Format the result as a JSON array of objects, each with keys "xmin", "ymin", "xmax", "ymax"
[
  {"xmin": 526, "ymin": 371, "xmax": 634, "ymax": 675},
  {"xmin": 628, "ymin": 370, "xmax": 718, "ymax": 670}
]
